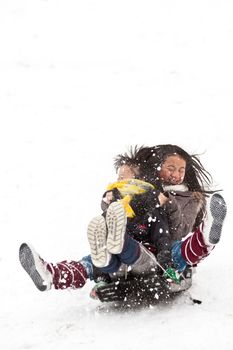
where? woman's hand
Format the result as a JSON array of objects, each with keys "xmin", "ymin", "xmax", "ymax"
[{"xmin": 158, "ymin": 192, "xmax": 169, "ymax": 206}]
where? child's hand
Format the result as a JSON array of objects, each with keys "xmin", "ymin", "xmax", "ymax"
[
  {"xmin": 158, "ymin": 192, "xmax": 169, "ymax": 206},
  {"xmin": 102, "ymin": 191, "xmax": 114, "ymax": 204}
]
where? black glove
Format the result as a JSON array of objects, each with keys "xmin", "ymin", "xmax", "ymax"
[{"xmin": 96, "ymin": 274, "xmax": 171, "ymax": 304}]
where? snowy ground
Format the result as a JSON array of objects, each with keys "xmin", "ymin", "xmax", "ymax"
[{"xmin": 1, "ymin": 1, "xmax": 233, "ymax": 349}]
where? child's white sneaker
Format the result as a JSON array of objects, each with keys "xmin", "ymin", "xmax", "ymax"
[
  {"xmin": 106, "ymin": 201, "xmax": 127, "ymax": 254},
  {"xmin": 87, "ymin": 215, "xmax": 111, "ymax": 267}
]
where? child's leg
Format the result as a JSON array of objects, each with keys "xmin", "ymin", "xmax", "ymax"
[
  {"xmin": 99, "ymin": 235, "xmax": 141, "ymax": 274},
  {"xmin": 87, "ymin": 201, "xmax": 129, "ymax": 269},
  {"xmin": 117, "ymin": 234, "xmax": 141, "ymax": 264},
  {"xmin": 87, "ymin": 215, "xmax": 112, "ymax": 268},
  {"xmin": 19, "ymin": 243, "xmax": 89, "ymax": 291},
  {"xmin": 88, "ymin": 201, "xmax": 157, "ymax": 275},
  {"xmin": 106, "ymin": 201, "xmax": 128, "ymax": 254},
  {"xmin": 100, "ymin": 243, "xmax": 157, "ymax": 276},
  {"xmin": 106, "ymin": 200, "xmax": 141, "ymax": 265}
]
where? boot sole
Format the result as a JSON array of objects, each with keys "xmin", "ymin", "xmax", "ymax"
[
  {"xmin": 19, "ymin": 243, "xmax": 48, "ymax": 291},
  {"xmin": 106, "ymin": 201, "xmax": 127, "ymax": 254},
  {"xmin": 87, "ymin": 216, "xmax": 110, "ymax": 267},
  {"xmin": 209, "ymin": 193, "xmax": 227, "ymax": 244}
]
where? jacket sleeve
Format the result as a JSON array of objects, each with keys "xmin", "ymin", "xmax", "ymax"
[{"xmin": 164, "ymin": 192, "xmax": 203, "ymax": 240}]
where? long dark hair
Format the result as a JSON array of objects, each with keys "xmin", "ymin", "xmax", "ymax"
[
  {"xmin": 135, "ymin": 144, "xmax": 213, "ymax": 192},
  {"xmin": 135, "ymin": 144, "xmax": 214, "ymax": 228},
  {"xmin": 114, "ymin": 144, "xmax": 214, "ymax": 228}
]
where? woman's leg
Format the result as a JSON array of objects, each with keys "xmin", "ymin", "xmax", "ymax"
[
  {"xmin": 172, "ymin": 193, "xmax": 227, "ymax": 271},
  {"xmin": 19, "ymin": 243, "xmax": 90, "ymax": 291}
]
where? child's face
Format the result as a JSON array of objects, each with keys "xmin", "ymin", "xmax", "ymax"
[
  {"xmin": 117, "ymin": 165, "xmax": 138, "ymax": 181},
  {"xmin": 159, "ymin": 155, "xmax": 186, "ymax": 185}
]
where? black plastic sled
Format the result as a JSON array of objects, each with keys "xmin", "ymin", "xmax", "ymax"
[{"xmin": 95, "ymin": 268, "xmax": 193, "ymax": 310}]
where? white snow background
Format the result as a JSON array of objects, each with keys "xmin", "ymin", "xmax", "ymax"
[{"xmin": 0, "ymin": 1, "xmax": 233, "ymax": 349}]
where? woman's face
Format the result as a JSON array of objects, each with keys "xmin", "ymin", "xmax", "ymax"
[{"xmin": 159, "ymin": 155, "xmax": 186, "ymax": 185}]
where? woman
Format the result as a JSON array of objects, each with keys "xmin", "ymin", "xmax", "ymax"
[
  {"xmin": 19, "ymin": 145, "xmax": 227, "ymax": 299},
  {"xmin": 134, "ymin": 145, "xmax": 227, "ymax": 271},
  {"xmin": 96, "ymin": 145, "xmax": 227, "ymax": 301},
  {"xmin": 96, "ymin": 144, "xmax": 226, "ymax": 273}
]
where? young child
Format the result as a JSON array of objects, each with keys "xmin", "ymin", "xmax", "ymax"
[
  {"xmin": 87, "ymin": 177, "xmax": 171, "ymax": 278},
  {"xmin": 19, "ymin": 160, "xmax": 171, "ymax": 292}
]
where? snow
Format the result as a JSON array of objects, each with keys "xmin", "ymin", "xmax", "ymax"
[{"xmin": 1, "ymin": 0, "xmax": 233, "ymax": 349}]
